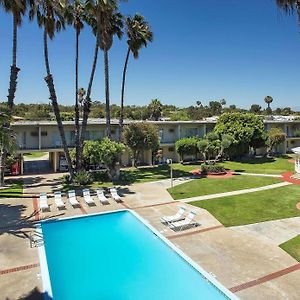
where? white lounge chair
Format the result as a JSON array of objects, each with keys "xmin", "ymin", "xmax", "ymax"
[
  {"xmin": 68, "ymin": 190, "xmax": 80, "ymax": 207},
  {"xmin": 169, "ymin": 211, "xmax": 198, "ymax": 231},
  {"xmin": 96, "ymin": 188, "xmax": 109, "ymax": 205},
  {"xmin": 82, "ymin": 189, "xmax": 95, "ymax": 205},
  {"xmin": 109, "ymin": 187, "xmax": 122, "ymax": 202},
  {"xmin": 54, "ymin": 191, "xmax": 65, "ymax": 209},
  {"xmin": 160, "ymin": 207, "xmax": 186, "ymax": 224},
  {"xmin": 39, "ymin": 193, "xmax": 49, "ymax": 211}
]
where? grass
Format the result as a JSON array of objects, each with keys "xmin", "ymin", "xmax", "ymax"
[
  {"xmin": 280, "ymin": 235, "xmax": 300, "ymax": 262},
  {"xmin": 0, "ymin": 180, "xmax": 23, "ymax": 198},
  {"xmin": 222, "ymin": 155, "xmax": 294, "ymax": 175},
  {"xmin": 168, "ymin": 176, "xmax": 281, "ymax": 200},
  {"xmin": 191, "ymin": 184, "xmax": 300, "ymax": 226},
  {"xmin": 23, "ymin": 152, "xmax": 47, "ymax": 159}
]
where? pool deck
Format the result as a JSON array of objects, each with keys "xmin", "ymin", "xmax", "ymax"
[{"xmin": 0, "ymin": 174, "xmax": 299, "ymax": 299}]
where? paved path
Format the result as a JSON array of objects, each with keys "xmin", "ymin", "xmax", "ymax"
[
  {"xmin": 181, "ymin": 181, "xmax": 292, "ymax": 202},
  {"xmin": 232, "ymin": 217, "xmax": 300, "ymax": 245},
  {"xmin": 233, "ymin": 171, "xmax": 283, "ymax": 178}
]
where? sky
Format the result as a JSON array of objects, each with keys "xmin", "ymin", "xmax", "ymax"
[{"xmin": 0, "ymin": 0, "xmax": 300, "ymax": 109}]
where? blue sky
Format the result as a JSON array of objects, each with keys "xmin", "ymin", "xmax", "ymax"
[{"xmin": 0, "ymin": 0, "xmax": 300, "ymax": 109}]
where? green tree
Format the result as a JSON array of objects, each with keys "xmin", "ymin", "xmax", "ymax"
[
  {"xmin": 123, "ymin": 123, "xmax": 159, "ymax": 167},
  {"xmin": 209, "ymin": 101, "xmax": 222, "ymax": 115},
  {"xmin": 214, "ymin": 113, "xmax": 265, "ymax": 157},
  {"xmin": 250, "ymin": 104, "xmax": 262, "ymax": 114},
  {"xmin": 97, "ymin": 137, "xmax": 125, "ymax": 180},
  {"xmin": 147, "ymin": 99, "xmax": 163, "ymax": 121},
  {"xmin": 0, "ymin": 113, "xmax": 17, "ymax": 185},
  {"xmin": 119, "ymin": 14, "xmax": 153, "ymax": 136},
  {"xmin": 267, "ymin": 127, "xmax": 286, "ymax": 155},
  {"xmin": 29, "ymin": 0, "xmax": 74, "ymax": 179},
  {"xmin": 175, "ymin": 137, "xmax": 198, "ymax": 162}
]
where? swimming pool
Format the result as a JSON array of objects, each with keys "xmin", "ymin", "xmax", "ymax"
[{"xmin": 38, "ymin": 210, "xmax": 238, "ymax": 299}]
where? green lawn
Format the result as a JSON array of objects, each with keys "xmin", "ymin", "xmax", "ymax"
[
  {"xmin": 222, "ymin": 155, "xmax": 294, "ymax": 175},
  {"xmin": 280, "ymin": 235, "xmax": 300, "ymax": 262},
  {"xmin": 168, "ymin": 176, "xmax": 281, "ymax": 200},
  {"xmin": 23, "ymin": 151, "xmax": 47, "ymax": 159},
  {"xmin": 191, "ymin": 184, "xmax": 300, "ymax": 226},
  {"xmin": 0, "ymin": 180, "xmax": 23, "ymax": 198}
]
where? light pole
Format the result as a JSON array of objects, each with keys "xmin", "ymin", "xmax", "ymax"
[{"xmin": 166, "ymin": 158, "xmax": 173, "ymax": 188}]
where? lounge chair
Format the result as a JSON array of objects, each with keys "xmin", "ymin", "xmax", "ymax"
[
  {"xmin": 39, "ymin": 192, "xmax": 49, "ymax": 211},
  {"xmin": 54, "ymin": 191, "xmax": 65, "ymax": 209},
  {"xmin": 68, "ymin": 190, "xmax": 80, "ymax": 207},
  {"xmin": 160, "ymin": 206, "xmax": 186, "ymax": 224},
  {"xmin": 109, "ymin": 187, "xmax": 122, "ymax": 202},
  {"xmin": 82, "ymin": 189, "xmax": 95, "ymax": 205},
  {"xmin": 169, "ymin": 211, "xmax": 198, "ymax": 231},
  {"xmin": 96, "ymin": 188, "xmax": 109, "ymax": 205}
]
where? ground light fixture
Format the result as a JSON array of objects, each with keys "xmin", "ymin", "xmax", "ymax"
[{"xmin": 166, "ymin": 158, "xmax": 173, "ymax": 188}]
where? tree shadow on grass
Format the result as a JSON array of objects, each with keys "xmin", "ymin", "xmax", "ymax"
[{"xmin": 118, "ymin": 165, "xmax": 191, "ymax": 185}]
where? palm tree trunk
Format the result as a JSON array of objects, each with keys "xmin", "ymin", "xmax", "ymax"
[
  {"xmin": 8, "ymin": 14, "xmax": 20, "ymax": 112},
  {"xmin": 43, "ymin": 29, "xmax": 74, "ymax": 179},
  {"xmin": 1, "ymin": 14, "xmax": 20, "ymax": 186},
  {"xmin": 74, "ymin": 29, "xmax": 80, "ymax": 171},
  {"xmin": 79, "ymin": 42, "xmax": 99, "ymax": 165},
  {"xmin": 119, "ymin": 47, "xmax": 130, "ymax": 141},
  {"xmin": 104, "ymin": 50, "xmax": 111, "ymax": 138}
]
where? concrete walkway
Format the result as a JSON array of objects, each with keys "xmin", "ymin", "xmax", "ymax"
[
  {"xmin": 181, "ymin": 181, "xmax": 292, "ymax": 203},
  {"xmin": 233, "ymin": 171, "xmax": 283, "ymax": 178},
  {"xmin": 232, "ymin": 217, "xmax": 300, "ymax": 246}
]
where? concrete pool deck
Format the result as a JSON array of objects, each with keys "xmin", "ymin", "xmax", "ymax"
[{"xmin": 0, "ymin": 174, "xmax": 299, "ymax": 299}]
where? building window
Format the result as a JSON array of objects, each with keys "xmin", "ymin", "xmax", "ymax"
[
  {"xmin": 41, "ymin": 131, "xmax": 48, "ymax": 136},
  {"xmin": 31, "ymin": 131, "xmax": 38, "ymax": 137}
]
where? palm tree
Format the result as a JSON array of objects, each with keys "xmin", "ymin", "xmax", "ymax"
[
  {"xmin": 264, "ymin": 96, "xmax": 273, "ymax": 110},
  {"xmin": 85, "ymin": 0, "xmax": 123, "ymax": 137},
  {"xmin": 78, "ymin": 6, "xmax": 101, "ymax": 172},
  {"xmin": 0, "ymin": 0, "xmax": 27, "ymax": 113},
  {"xmin": 276, "ymin": 0, "xmax": 300, "ymax": 18},
  {"xmin": 119, "ymin": 14, "xmax": 153, "ymax": 137},
  {"xmin": 29, "ymin": 0, "xmax": 74, "ymax": 179},
  {"xmin": 65, "ymin": 0, "xmax": 85, "ymax": 171},
  {"xmin": 0, "ymin": 0, "xmax": 27, "ymax": 186}
]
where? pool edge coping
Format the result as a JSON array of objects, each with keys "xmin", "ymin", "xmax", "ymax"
[{"xmin": 37, "ymin": 209, "xmax": 238, "ymax": 300}]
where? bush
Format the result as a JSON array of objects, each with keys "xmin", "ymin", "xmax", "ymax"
[
  {"xmin": 92, "ymin": 170, "xmax": 110, "ymax": 182},
  {"xmin": 74, "ymin": 171, "xmax": 93, "ymax": 185},
  {"xmin": 201, "ymin": 164, "xmax": 225, "ymax": 175},
  {"xmin": 61, "ymin": 174, "xmax": 71, "ymax": 184}
]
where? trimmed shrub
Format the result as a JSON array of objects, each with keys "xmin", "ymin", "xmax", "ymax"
[{"xmin": 201, "ymin": 164, "xmax": 225, "ymax": 175}]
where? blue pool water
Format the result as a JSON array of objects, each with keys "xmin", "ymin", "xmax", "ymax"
[{"xmin": 41, "ymin": 210, "xmax": 232, "ymax": 300}]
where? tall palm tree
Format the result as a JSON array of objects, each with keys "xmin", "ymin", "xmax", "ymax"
[
  {"xmin": 0, "ymin": 0, "xmax": 27, "ymax": 186},
  {"xmin": 0, "ymin": 0, "xmax": 27, "ymax": 113},
  {"xmin": 79, "ymin": 13, "xmax": 99, "ymax": 166},
  {"xmin": 85, "ymin": 0, "xmax": 123, "ymax": 137},
  {"xmin": 119, "ymin": 14, "xmax": 153, "ymax": 138},
  {"xmin": 29, "ymin": 0, "xmax": 74, "ymax": 179},
  {"xmin": 65, "ymin": 0, "xmax": 85, "ymax": 171},
  {"xmin": 264, "ymin": 96, "xmax": 273, "ymax": 110}
]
